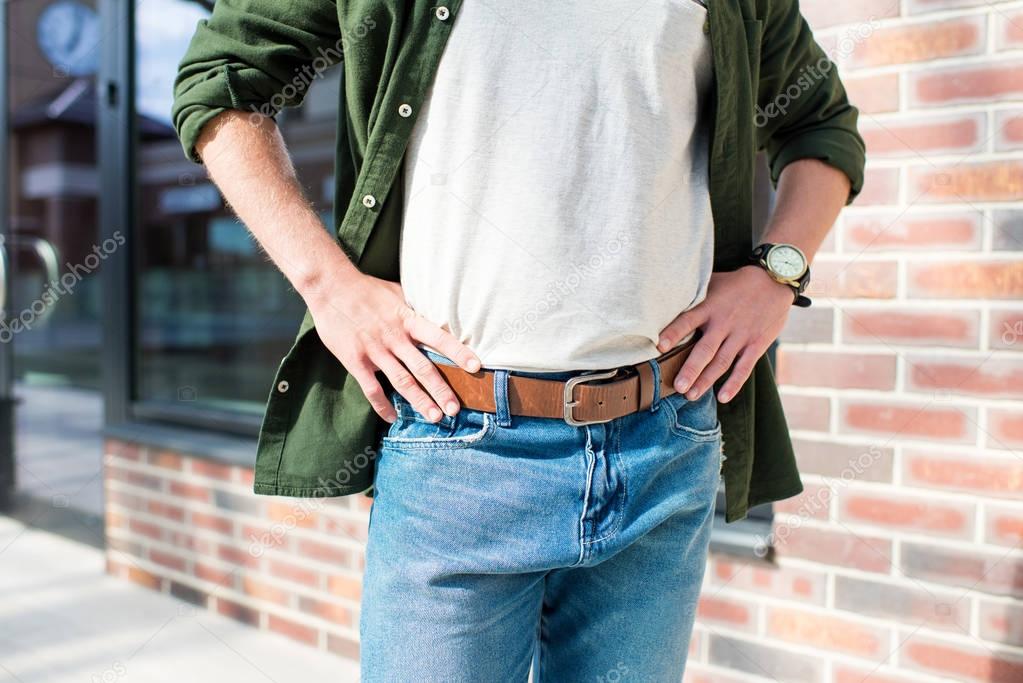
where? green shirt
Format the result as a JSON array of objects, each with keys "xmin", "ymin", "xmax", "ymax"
[{"xmin": 172, "ymin": 0, "xmax": 865, "ymax": 523}]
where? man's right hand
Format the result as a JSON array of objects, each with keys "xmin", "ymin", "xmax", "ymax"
[{"xmin": 307, "ymin": 273, "xmax": 481, "ymax": 424}]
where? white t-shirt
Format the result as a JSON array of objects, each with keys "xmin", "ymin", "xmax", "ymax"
[{"xmin": 401, "ymin": 0, "xmax": 715, "ymax": 372}]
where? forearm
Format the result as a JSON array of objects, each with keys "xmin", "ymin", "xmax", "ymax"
[
  {"xmin": 760, "ymin": 158, "xmax": 851, "ymax": 263},
  {"xmin": 194, "ymin": 110, "xmax": 358, "ymax": 308}
]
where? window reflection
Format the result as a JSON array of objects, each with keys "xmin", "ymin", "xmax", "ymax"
[{"xmin": 135, "ymin": 0, "xmax": 339, "ymax": 417}]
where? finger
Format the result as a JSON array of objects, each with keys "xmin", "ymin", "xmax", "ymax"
[
  {"xmin": 658, "ymin": 305, "xmax": 709, "ymax": 354},
  {"xmin": 348, "ymin": 360, "xmax": 396, "ymax": 423},
  {"xmin": 393, "ymin": 341, "xmax": 461, "ymax": 417},
  {"xmin": 718, "ymin": 344, "xmax": 761, "ymax": 403},
  {"xmin": 673, "ymin": 329, "xmax": 725, "ymax": 394},
  {"xmin": 686, "ymin": 335, "xmax": 745, "ymax": 400},
  {"xmin": 406, "ymin": 315, "xmax": 481, "ymax": 373},
  {"xmin": 372, "ymin": 351, "xmax": 444, "ymax": 423}
]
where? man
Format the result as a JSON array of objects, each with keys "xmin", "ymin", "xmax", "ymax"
[{"xmin": 173, "ymin": 1, "xmax": 864, "ymax": 680}]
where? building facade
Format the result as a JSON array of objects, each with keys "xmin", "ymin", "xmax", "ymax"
[{"xmin": 1, "ymin": 1, "xmax": 1020, "ymax": 681}]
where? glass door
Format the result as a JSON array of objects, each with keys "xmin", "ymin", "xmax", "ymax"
[{"xmin": 0, "ymin": 0, "xmax": 105, "ymax": 520}]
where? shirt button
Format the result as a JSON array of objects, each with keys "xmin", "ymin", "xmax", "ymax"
[
  {"xmin": 435, "ymin": 6, "xmax": 450, "ymax": 21},
  {"xmin": 277, "ymin": 381, "xmax": 290, "ymax": 393},
  {"xmin": 362, "ymin": 194, "xmax": 377, "ymax": 208},
  {"xmin": 398, "ymin": 103, "xmax": 413, "ymax": 118}
]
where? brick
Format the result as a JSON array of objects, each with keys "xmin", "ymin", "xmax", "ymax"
[
  {"xmin": 841, "ymin": 401, "xmax": 975, "ymax": 443},
  {"xmin": 237, "ymin": 467, "xmax": 255, "ymax": 487},
  {"xmin": 212, "ymin": 489, "xmax": 262, "ymax": 517},
  {"xmin": 107, "ymin": 466, "xmax": 162, "ymax": 490},
  {"xmin": 808, "ymin": 260, "xmax": 898, "ymax": 299},
  {"xmin": 844, "ymin": 73, "xmax": 900, "ymax": 115},
  {"xmin": 842, "ymin": 212, "xmax": 982, "ymax": 251},
  {"xmin": 780, "ymin": 393, "xmax": 830, "ymax": 432},
  {"xmin": 904, "ymin": 449, "xmax": 1023, "ymax": 499},
  {"xmin": 106, "ymin": 488, "xmax": 145, "ymax": 510},
  {"xmin": 707, "ymin": 634, "xmax": 824, "ymax": 683},
  {"xmin": 267, "ymin": 500, "xmax": 319, "ymax": 530},
  {"xmin": 216, "ymin": 598, "xmax": 260, "ymax": 627},
  {"xmin": 168, "ymin": 481, "xmax": 211, "ymax": 503},
  {"xmin": 989, "ymin": 309, "xmax": 1023, "ymax": 351},
  {"xmin": 326, "ymin": 573, "xmax": 362, "ymax": 601},
  {"xmin": 296, "ymin": 538, "xmax": 355, "ymax": 568},
  {"xmin": 901, "ymin": 633, "xmax": 1023, "ymax": 683},
  {"xmin": 148, "ymin": 450, "xmax": 183, "ymax": 471},
  {"xmin": 149, "ymin": 549, "xmax": 187, "ymax": 573},
  {"xmin": 321, "ymin": 516, "xmax": 369, "ymax": 543},
  {"xmin": 908, "ymin": 260, "xmax": 1023, "ymax": 299},
  {"xmin": 838, "ymin": 490, "xmax": 974, "ymax": 538},
  {"xmin": 776, "ymin": 349, "xmax": 896, "ymax": 390},
  {"xmin": 979, "ymin": 600, "xmax": 1023, "ymax": 649},
  {"xmin": 298, "ymin": 596, "xmax": 353, "ymax": 627},
  {"xmin": 128, "ymin": 518, "xmax": 165, "ymax": 542},
  {"xmin": 267, "ymin": 614, "xmax": 319, "ymax": 647},
  {"xmin": 767, "ymin": 606, "xmax": 891, "ymax": 659},
  {"xmin": 217, "ymin": 544, "xmax": 261, "ymax": 570},
  {"xmin": 326, "ymin": 634, "xmax": 360, "ymax": 661},
  {"xmin": 855, "ymin": 167, "xmax": 900, "ymax": 207},
  {"xmin": 165, "ymin": 531, "xmax": 213, "ymax": 556},
  {"xmin": 696, "ymin": 595, "xmax": 755, "ymax": 632},
  {"xmin": 848, "ymin": 17, "xmax": 984, "ymax": 68},
  {"xmin": 985, "ymin": 503, "xmax": 1023, "ymax": 548},
  {"xmin": 190, "ymin": 511, "xmax": 234, "ymax": 536},
  {"xmin": 710, "ymin": 557, "xmax": 828, "ymax": 605},
  {"xmin": 834, "ymin": 575, "xmax": 969, "ymax": 632},
  {"xmin": 902, "ymin": 542, "xmax": 1023, "ymax": 598},
  {"xmin": 190, "ymin": 459, "xmax": 235, "ymax": 481},
  {"xmin": 269, "ymin": 559, "xmax": 320, "ymax": 588},
  {"xmin": 834, "ymin": 664, "xmax": 947, "ymax": 683},
  {"xmin": 241, "ymin": 576, "xmax": 289, "ymax": 606},
  {"xmin": 146, "ymin": 500, "xmax": 185, "ymax": 523},
  {"xmin": 989, "ymin": 409, "xmax": 1023, "ymax": 449},
  {"xmin": 997, "ymin": 10, "xmax": 1023, "ymax": 49},
  {"xmin": 911, "ymin": 60, "xmax": 1023, "ymax": 106},
  {"xmin": 801, "ymin": 0, "xmax": 899, "ymax": 30},
  {"xmin": 910, "ymin": 161, "xmax": 1023, "ymax": 202},
  {"xmin": 194, "ymin": 562, "xmax": 235, "ymax": 588},
  {"xmin": 996, "ymin": 110, "xmax": 1023, "ymax": 151},
  {"xmin": 105, "ymin": 440, "xmax": 142, "ymax": 461},
  {"xmin": 792, "ymin": 439, "xmax": 894, "ymax": 483},
  {"xmin": 779, "ymin": 306, "xmax": 833, "ymax": 344},
  {"xmin": 774, "ymin": 481, "xmax": 833, "ymax": 521},
  {"xmin": 843, "ymin": 308, "xmax": 979, "ymax": 348},
  {"xmin": 907, "ymin": 0, "xmax": 1015, "ymax": 14},
  {"xmin": 773, "ymin": 526, "xmax": 894, "ymax": 573},
  {"xmin": 906, "ymin": 355, "xmax": 1023, "ymax": 399},
  {"xmin": 112, "ymin": 561, "xmax": 162, "ymax": 590},
  {"xmin": 169, "ymin": 581, "xmax": 208, "ymax": 608},
  {"xmin": 106, "ymin": 536, "xmax": 142, "ymax": 557},
  {"xmin": 993, "ymin": 211, "xmax": 1023, "ymax": 251}
]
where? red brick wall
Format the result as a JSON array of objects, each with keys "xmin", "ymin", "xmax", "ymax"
[
  {"xmin": 685, "ymin": 1, "xmax": 1023, "ymax": 681},
  {"xmin": 103, "ymin": 1, "xmax": 1023, "ymax": 680}
]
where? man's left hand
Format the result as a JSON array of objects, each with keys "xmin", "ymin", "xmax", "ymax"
[{"xmin": 657, "ymin": 266, "xmax": 794, "ymax": 404}]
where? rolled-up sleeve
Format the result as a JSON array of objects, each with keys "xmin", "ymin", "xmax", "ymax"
[
  {"xmin": 171, "ymin": 0, "xmax": 342, "ymax": 163},
  {"xmin": 755, "ymin": 0, "xmax": 866, "ymax": 203}
]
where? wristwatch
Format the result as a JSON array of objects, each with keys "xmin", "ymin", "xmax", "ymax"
[{"xmin": 750, "ymin": 243, "xmax": 812, "ymax": 307}]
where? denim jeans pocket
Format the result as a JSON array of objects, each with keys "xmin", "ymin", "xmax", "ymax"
[
  {"xmin": 661, "ymin": 391, "xmax": 722, "ymax": 443},
  {"xmin": 381, "ymin": 392, "xmax": 496, "ymax": 450}
]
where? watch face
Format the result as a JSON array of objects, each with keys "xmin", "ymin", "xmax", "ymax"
[{"xmin": 766, "ymin": 245, "xmax": 807, "ymax": 279}]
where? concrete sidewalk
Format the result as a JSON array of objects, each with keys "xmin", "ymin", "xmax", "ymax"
[{"xmin": 0, "ymin": 516, "xmax": 360, "ymax": 683}]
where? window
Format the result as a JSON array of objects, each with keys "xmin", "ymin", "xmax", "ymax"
[{"xmin": 132, "ymin": 0, "xmax": 340, "ymax": 427}]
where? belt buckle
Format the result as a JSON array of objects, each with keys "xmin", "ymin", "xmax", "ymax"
[{"xmin": 563, "ymin": 369, "xmax": 619, "ymax": 426}]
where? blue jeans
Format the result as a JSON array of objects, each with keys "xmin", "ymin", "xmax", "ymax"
[{"xmin": 360, "ymin": 353, "xmax": 722, "ymax": 682}]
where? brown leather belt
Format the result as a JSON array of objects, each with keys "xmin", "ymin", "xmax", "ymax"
[{"xmin": 435, "ymin": 339, "xmax": 696, "ymax": 426}]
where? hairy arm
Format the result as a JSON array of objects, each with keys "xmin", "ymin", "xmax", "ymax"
[
  {"xmin": 195, "ymin": 111, "xmax": 480, "ymax": 422},
  {"xmin": 658, "ymin": 158, "xmax": 850, "ymax": 403}
]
